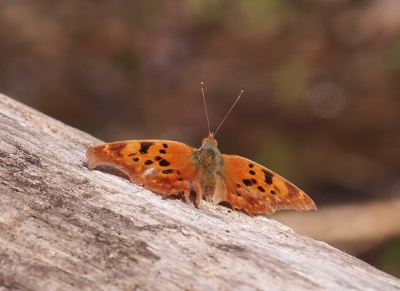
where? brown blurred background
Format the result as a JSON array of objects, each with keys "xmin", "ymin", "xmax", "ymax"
[{"xmin": 1, "ymin": 1, "xmax": 399, "ymax": 278}]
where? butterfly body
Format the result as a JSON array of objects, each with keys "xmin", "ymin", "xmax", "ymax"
[
  {"xmin": 192, "ymin": 134, "xmax": 224, "ymax": 205},
  {"xmin": 86, "ymin": 133, "xmax": 317, "ymax": 216}
]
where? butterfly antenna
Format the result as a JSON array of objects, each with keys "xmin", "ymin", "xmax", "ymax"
[
  {"xmin": 201, "ymin": 82, "xmax": 211, "ymax": 134},
  {"xmin": 214, "ymin": 89, "xmax": 244, "ymax": 136}
]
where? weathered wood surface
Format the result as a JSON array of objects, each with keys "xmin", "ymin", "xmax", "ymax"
[{"xmin": 0, "ymin": 92, "xmax": 399, "ymax": 291}]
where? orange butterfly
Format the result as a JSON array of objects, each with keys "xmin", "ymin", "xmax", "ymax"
[{"xmin": 86, "ymin": 83, "xmax": 317, "ymax": 216}]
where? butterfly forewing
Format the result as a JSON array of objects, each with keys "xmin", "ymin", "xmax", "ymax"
[
  {"xmin": 219, "ymin": 155, "xmax": 317, "ymax": 216},
  {"xmin": 86, "ymin": 140, "xmax": 197, "ymax": 197}
]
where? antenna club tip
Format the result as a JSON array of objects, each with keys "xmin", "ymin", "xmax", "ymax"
[
  {"xmin": 201, "ymin": 81, "xmax": 204, "ymax": 85},
  {"xmin": 241, "ymin": 90, "xmax": 244, "ymax": 93}
]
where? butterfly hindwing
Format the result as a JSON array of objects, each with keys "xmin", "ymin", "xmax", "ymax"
[
  {"xmin": 86, "ymin": 140, "xmax": 197, "ymax": 197},
  {"xmin": 217, "ymin": 154, "xmax": 317, "ymax": 216}
]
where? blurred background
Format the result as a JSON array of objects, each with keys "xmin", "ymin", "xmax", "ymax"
[{"xmin": 0, "ymin": 1, "xmax": 399, "ymax": 278}]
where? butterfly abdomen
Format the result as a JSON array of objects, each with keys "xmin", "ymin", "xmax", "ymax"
[{"xmin": 190, "ymin": 140, "xmax": 225, "ymax": 204}]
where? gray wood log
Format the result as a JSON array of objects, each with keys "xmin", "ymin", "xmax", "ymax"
[{"xmin": 0, "ymin": 92, "xmax": 399, "ymax": 291}]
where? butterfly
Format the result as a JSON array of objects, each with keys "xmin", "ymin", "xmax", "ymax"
[{"xmin": 86, "ymin": 83, "xmax": 317, "ymax": 216}]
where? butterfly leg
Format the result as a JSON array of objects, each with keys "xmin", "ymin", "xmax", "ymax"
[{"xmin": 192, "ymin": 180, "xmax": 203, "ymax": 208}]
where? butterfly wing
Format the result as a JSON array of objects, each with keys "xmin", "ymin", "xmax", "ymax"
[
  {"xmin": 216, "ymin": 154, "xmax": 317, "ymax": 216},
  {"xmin": 86, "ymin": 140, "xmax": 197, "ymax": 197}
]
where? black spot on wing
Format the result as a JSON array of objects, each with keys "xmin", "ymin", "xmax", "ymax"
[
  {"xmin": 133, "ymin": 157, "xmax": 139, "ymax": 162},
  {"xmin": 155, "ymin": 156, "xmax": 162, "ymax": 161},
  {"xmin": 162, "ymin": 143, "xmax": 168, "ymax": 148},
  {"xmin": 159, "ymin": 159, "xmax": 170, "ymax": 167},
  {"xmin": 139, "ymin": 142, "xmax": 154, "ymax": 154},
  {"xmin": 145, "ymin": 160, "xmax": 153, "ymax": 165},
  {"xmin": 248, "ymin": 163, "xmax": 254, "ymax": 168},
  {"xmin": 251, "ymin": 179, "xmax": 257, "ymax": 184},
  {"xmin": 270, "ymin": 190, "xmax": 276, "ymax": 195},
  {"xmin": 261, "ymin": 169, "xmax": 274, "ymax": 185},
  {"xmin": 243, "ymin": 179, "xmax": 253, "ymax": 186},
  {"xmin": 159, "ymin": 149, "xmax": 167, "ymax": 154},
  {"xmin": 257, "ymin": 186, "xmax": 265, "ymax": 193},
  {"xmin": 249, "ymin": 170, "xmax": 256, "ymax": 175},
  {"xmin": 162, "ymin": 169, "xmax": 173, "ymax": 174}
]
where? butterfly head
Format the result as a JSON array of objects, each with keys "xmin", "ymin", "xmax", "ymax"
[{"xmin": 201, "ymin": 132, "xmax": 218, "ymax": 148}]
